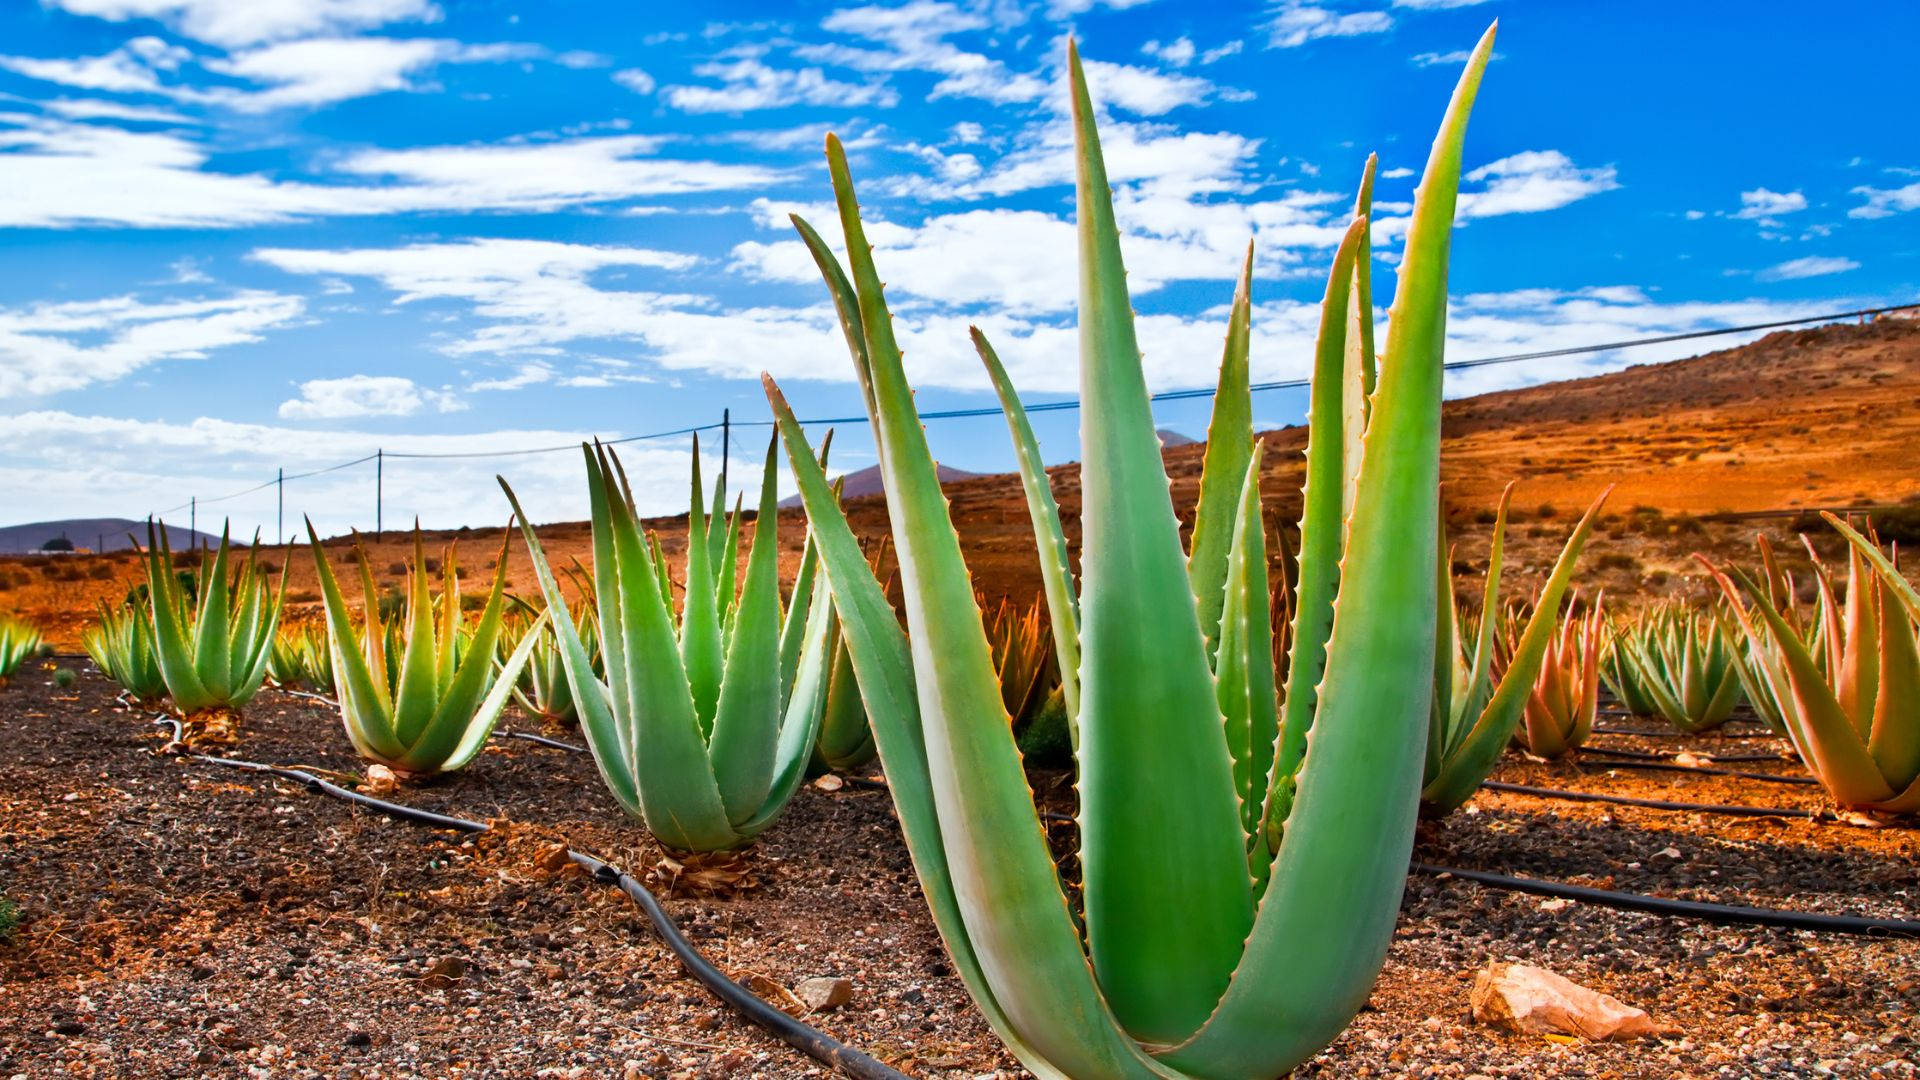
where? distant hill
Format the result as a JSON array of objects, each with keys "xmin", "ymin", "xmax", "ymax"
[
  {"xmin": 777, "ymin": 463, "xmax": 983, "ymax": 509},
  {"xmin": 1156, "ymin": 428, "xmax": 1198, "ymax": 448},
  {"xmin": 0, "ymin": 518, "xmax": 219, "ymax": 555}
]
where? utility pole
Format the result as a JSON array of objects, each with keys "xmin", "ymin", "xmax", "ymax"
[
  {"xmin": 720, "ymin": 408, "xmax": 730, "ymax": 497},
  {"xmin": 375, "ymin": 450, "xmax": 384, "ymax": 539},
  {"xmin": 277, "ymin": 467, "xmax": 284, "ymax": 546},
  {"xmin": 189, "ymin": 496, "xmax": 196, "ymax": 548}
]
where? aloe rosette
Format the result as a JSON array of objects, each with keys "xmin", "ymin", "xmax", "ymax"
[
  {"xmin": 508, "ymin": 605, "xmax": 597, "ymax": 729},
  {"xmin": 1612, "ymin": 601, "xmax": 1743, "ymax": 733},
  {"xmin": 141, "ymin": 521, "xmax": 286, "ymax": 739},
  {"xmin": 1706, "ymin": 516, "xmax": 1920, "ymax": 814},
  {"xmin": 498, "ymin": 436, "xmax": 839, "ymax": 851},
  {"xmin": 307, "ymin": 525, "xmax": 542, "ymax": 777},
  {"xmin": 1421, "ymin": 484, "xmax": 1609, "ymax": 816},
  {"xmin": 84, "ymin": 603, "xmax": 166, "ymax": 704},
  {"xmin": 1509, "ymin": 592, "xmax": 1605, "ymax": 759},
  {"xmin": 758, "ymin": 32, "xmax": 1497, "ymax": 1078}
]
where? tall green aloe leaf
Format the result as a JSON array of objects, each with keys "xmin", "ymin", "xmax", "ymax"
[
  {"xmin": 496, "ymin": 435, "xmax": 837, "ymax": 850},
  {"xmin": 764, "ymin": 28, "xmax": 1498, "ymax": 1079},
  {"xmin": 1419, "ymin": 487, "xmax": 1609, "ymax": 817},
  {"xmin": 141, "ymin": 520, "xmax": 285, "ymax": 732},
  {"xmin": 307, "ymin": 524, "xmax": 539, "ymax": 775}
]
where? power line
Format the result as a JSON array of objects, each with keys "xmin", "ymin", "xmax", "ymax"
[{"xmin": 143, "ymin": 300, "xmax": 1916, "ymax": 524}]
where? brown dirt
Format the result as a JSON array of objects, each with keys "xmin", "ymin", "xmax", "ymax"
[{"xmin": 3, "ymin": 662, "xmax": 1917, "ymax": 1078}]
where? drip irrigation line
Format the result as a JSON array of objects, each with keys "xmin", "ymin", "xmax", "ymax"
[
  {"xmin": 1411, "ymin": 863, "xmax": 1920, "ymax": 938},
  {"xmin": 1591, "ymin": 725, "xmax": 1782, "ymax": 740},
  {"xmin": 1575, "ymin": 758, "xmax": 1820, "ymax": 786},
  {"xmin": 1480, "ymin": 779, "xmax": 1818, "ymax": 818},
  {"xmin": 153, "ymin": 722, "xmax": 910, "ymax": 1080},
  {"xmin": 1579, "ymin": 744, "xmax": 1789, "ymax": 763},
  {"xmin": 503, "ymin": 730, "xmax": 586, "ymax": 752}
]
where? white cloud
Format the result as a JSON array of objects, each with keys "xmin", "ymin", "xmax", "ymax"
[
  {"xmin": 50, "ymin": 0, "xmax": 441, "ymax": 48},
  {"xmin": 799, "ymin": 1, "xmax": 1048, "ymax": 105},
  {"xmin": 0, "ymin": 115, "xmax": 787, "ymax": 227},
  {"xmin": 1458, "ymin": 150, "xmax": 1620, "ymax": 218},
  {"xmin": 1732, "ymin": 187, "xmax": 1807, "ymax": 221},
  {"xmin": 1380, "ymin": 166, "xmax": 1414, "ymax": 179},
  {"xmin": 278, "ymin": 374, "xmax": 463, "ymax": 419},
  {"xmin": 663, "ymin": 55, "xmax": 898, "ymax": 112},
  {"xmin": 1201, "ymin": 41, "xmax": 1244, "ymax": 64},
  {"xmin": 0, "ymin": 290, "xmax": 303, "ymax": 397},
  {"xmin": 1080, "ymin": 58, "xmax": 1237, "ymax": 115},
  {"xmin": 0, "ymin": 36, "xmax": 189, "ymax": 94},
  {"xmin": 613, "ymin": 67, "xmax": 656, "ymax": 94},
  {"xmin": 1265, "ymin": 3, "xmax": 1394, "ymax": 49},
  {"xmin": 1142, "ymin": 37, "xmax": 1196, "ymax": 67},
  {"xmin": 1392, "ymin": 0, "xmax": 1493, "ymax": 7},
  {"xmin": 3, "ymin": 33, "xmax": 547, "ymax": 112},
  {"xmin": 39, "ymin": 97, "xmax": 197, "ymax": 123},
  {"xmin": 1755, "ymin": 255, "xmax": 1859, "ymax": 282},
  {"xmin": 1045, "ymin": 0, "xmax": 1156, "ymax": 16},
  {"xmin": 1411, "ymin": 49, "xmax": 1479, "ymax": 66},
  {"xmin": 201, "ymin": 36, "xmax": 535, "ymax": 111},
  {"xmin": 1848, "ymin": 181, "xmax": 1920, "ymax": 220}
]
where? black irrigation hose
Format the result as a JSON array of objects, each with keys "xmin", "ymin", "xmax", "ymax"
[
  {"xmin": 1412, "ymin": 862, "xmax": 1920, "ymax": 938},
  {"xmin": 1480, "ymin": 779, "xmax": 1819, "ymax": 819},
  {"xmin": 1573, "ymin": 754, "xmax": 1820, "ymax": 786},
  {"xmin": 503, "ymin": 730, "xmax": 587, "ymax": 752},
  {"xmin": 1580, "ymin": 745, "xmax": 1789, "ymax": 764},
  {"xmin": 155, "ymin": 722, "xmax": 911, "ymax": 1080},
  {"xmin": 1597, "ymin": 718, "xmax": 1774, "ymax": 734}
]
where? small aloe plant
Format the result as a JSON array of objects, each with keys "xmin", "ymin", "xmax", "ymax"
[
  {"xmin": 307, "ymin": 525, "xmax": 543, "ymax": 777},
  {"xmin": 0, "ymin": 616, "xmax": 44, "ymax": 687},
  {"xmin": 1707, "ymin": 517, "xmax": 1920, "ymax": 815},
  {"xmin": 1610, "ymin": 601, "xmax": 1743, "ymax": 733},
  {"xmin": 141, "ymin": 521, "xmax": 285, "ymax": 742},
  {"xmin": 508, "ymin": 605, "xmax": 597, "ymax": 729},
  {"xmin": 498, "ymin": 436, "xmax": 839, "ymax": 851},
  {"xmin": 84, "ymin": 603, "xmax": 167, "ymax": 705},
  {"xmin": 1508, "ymin": 591, "xmax": 1606, "ymax": 759},
  {"xmin": 1421, "ymin": 485, "xmax": 1608, "ymax": 816},
  {"xmin": 761, "ymin": 31, "xmax": 1497, "ymax": 1077}
]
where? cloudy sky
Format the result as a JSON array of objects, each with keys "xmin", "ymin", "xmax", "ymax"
[{"xmin": 1, "ymin": 0, "xmax": 1914, "ymax": 539}]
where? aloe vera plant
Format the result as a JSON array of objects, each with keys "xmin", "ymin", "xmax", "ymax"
[
  {"xmin": 1421, "ymin": 485, "xmax": 1608, "ymax": 816},
  {"xmin": 141, "ymin": 522, "xmax": 285, "ymax": 741},
  {"xmin": 1609, "ymin": 602, "xmax": 1742, "ymax": 733},
  {"xmin": 1706, "ymin": 516, "xmax": 1920, "ymax": 814},
  {"xmin": 1506, "ymin": 592, "xmax": 1605, "ymax": 759},
  {"xmin": 508, "ymin": 605, "xmax": 597, "ymax": 729},
  {"xmin": 0, "ymin": 616, "xmax": 43, "ymax": 687},
  {"xmin": 84, "ymin": 602, "xmax": 166, "ymax": 705},
  {"xmin": 498, "ymin": 435, "xmax": 839, "ymax": 851},
  {"xmin": 267, "ymin": 623, "xmax": 334, "ymax": 693},
  {"xmin": 760, "ymin": 32, "xmax": 1494, "ymax": 1077},
  {"xmin": 307, "ymin": 525, "xmax": 542, "ymax": 776}
]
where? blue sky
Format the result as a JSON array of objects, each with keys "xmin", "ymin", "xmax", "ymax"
[{"xmin": 0, "ymin": 0, "xmax": 1915, "ymax": 539}]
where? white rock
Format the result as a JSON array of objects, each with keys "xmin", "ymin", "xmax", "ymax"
[{"xmin": 1470, "ymin": 961, "xmax": 1659, "ymax": 1041}]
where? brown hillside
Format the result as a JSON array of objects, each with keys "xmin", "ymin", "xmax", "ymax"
[{"xmin": 6, "ymin": 318, "xmax": 1918, "ymax": 649}]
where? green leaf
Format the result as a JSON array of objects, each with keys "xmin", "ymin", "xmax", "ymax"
[
  {"xmin": 1187, "ymin": 243, "xmax": 1256, "ymax": 660},
  {"xmin": 1066, "ymin": 41, "xmax": 1252, "ymax": 1043},
  {"xmin": 708, "ymin": 439, "xmax": 787, "ymax": 825},
  {"xmin": 969, "ymin": 327, "xmax": 1081, "ymax": 736},
  {"xmin": 681, "ymin": 438, "xmax": 725, "ymax": 733},
  {"xmin": 1267, "ymin": 216, "xmax": 1367, "ymax": 839}
]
